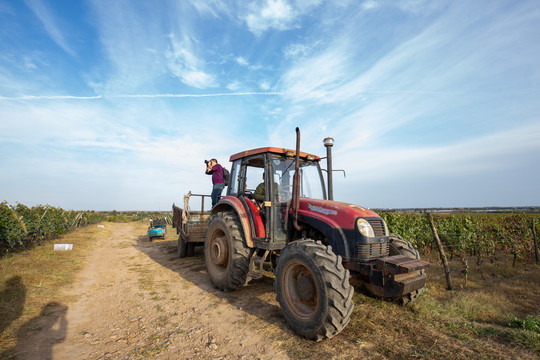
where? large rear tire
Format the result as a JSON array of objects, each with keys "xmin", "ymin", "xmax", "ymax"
[
  {"xmin": 274, "ymin": 239, "xmax": 354, "ymax": 341},
  {"xmin": 388, "ymin": 234, "xmax": 425, "ymax": 305},
  {"xmin": 205, "ymin": 211, "xmax": 250, "ymax": 291}
]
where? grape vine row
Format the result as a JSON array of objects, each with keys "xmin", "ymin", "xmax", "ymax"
[{"xmin": 379, "ymin": 212, "xmax": 540, "ymax": 265}]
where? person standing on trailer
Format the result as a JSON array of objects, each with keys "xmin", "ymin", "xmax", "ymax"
[{"xmin": 205, "ymin": 158, "xmax": 224, "ymax": 207}]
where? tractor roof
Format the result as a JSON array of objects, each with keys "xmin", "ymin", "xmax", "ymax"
[{"xmin": 230, "ymin": 147, "xmax": 320, "ymax": 162}]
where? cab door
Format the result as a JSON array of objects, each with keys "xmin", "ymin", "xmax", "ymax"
[{"xmin": 267, "ymin": 155, "xmax": 294, "ymax": 243}]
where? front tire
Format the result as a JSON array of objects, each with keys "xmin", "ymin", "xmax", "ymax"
[
  {"xmin": 205, "ymin": 211, "xmax": 250, "ymax": 291},
  {"xmin": 274, "ymin": 239, "xmax": 354, "ymax": 341}
]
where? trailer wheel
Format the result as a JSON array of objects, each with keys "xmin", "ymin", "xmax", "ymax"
[
  {"xmin": 178, "ymin": 234, "xmax": 188, "ymax": 258},
  {"xmin": 274, "ymin": 239, "xmax": 354, "ymax": 341},
  {"xmin": 388, "ymin": 234, "xmax": 425, "ymax": 305},
  {"xmin": 205, "ymin": 211, "xmax": 250, "ymax": 291}
]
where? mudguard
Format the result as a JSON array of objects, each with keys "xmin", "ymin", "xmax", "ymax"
[{"xmin": 211, "ymin": 196, "xmax": 256, "ymax": 247}]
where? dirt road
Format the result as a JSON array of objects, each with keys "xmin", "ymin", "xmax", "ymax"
[{"xmin": 16, "ymin": 222, "xmax": 290, "ymax": 360}]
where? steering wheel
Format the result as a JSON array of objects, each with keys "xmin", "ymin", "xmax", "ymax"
[{"xmin": 243, "ymin": 190, "xmax": 255, "ymax": 200}]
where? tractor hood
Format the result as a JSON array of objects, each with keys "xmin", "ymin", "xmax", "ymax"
[{"xmin": 297, "ymin": 198, "xmax": 380, "ymax": 231}]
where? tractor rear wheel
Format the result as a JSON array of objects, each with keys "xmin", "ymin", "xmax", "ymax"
[
  {"xmin": 274, "ymin": 239, "xmax": 354, "ymax": 340},
  {"xmin": 205, "ymin": 211, "xmax": 250, "ymax": 291},
  {"xmin": 388, "ymin": 234, "xmax": 425, "ymax": 305}
]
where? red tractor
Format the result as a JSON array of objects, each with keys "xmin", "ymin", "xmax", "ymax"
[{"xmin": 174, "ymin": 128, "xmax": 428, "ymax": 340}]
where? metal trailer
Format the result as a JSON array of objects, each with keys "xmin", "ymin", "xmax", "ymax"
[{"xmin": 172, "ymin": 192, "xmax": 212, "ymax": 257}]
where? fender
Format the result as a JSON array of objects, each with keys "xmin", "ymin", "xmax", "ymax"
[
  {"xmin": 212, "ymin": 196, "xmax": 255, "ymax": 248},
  {"xmin": 297, "ymin": 212, "xmax": 352, "ymax": 260}
]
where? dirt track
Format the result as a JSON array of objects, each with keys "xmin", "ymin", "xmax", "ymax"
[{"xmin": 16, "ymin": 222, "xmax": 290, "ymax": 360}]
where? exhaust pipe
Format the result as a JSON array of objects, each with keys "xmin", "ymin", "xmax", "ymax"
[{"xmin": 292, "ymin": 127, "xmax": 301, "ymax": 231}]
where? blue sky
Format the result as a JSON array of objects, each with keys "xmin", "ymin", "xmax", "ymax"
[{"xmin": 1, "ymin": 0, "xmax": 539, "ymax": 211}]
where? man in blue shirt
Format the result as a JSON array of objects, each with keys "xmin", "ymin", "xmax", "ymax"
[{"xmin": 205, "ymin": 158, "xmax": 224, "ymax": 207}]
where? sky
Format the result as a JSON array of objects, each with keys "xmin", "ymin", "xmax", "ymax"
[{"xmin": 0, "ymin": 0, "xmax": 539, "ymax": 211}]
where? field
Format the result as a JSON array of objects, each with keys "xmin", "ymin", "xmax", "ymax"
[{"xmin": 0, "ymin": 205, "xmax": 539, "ymax": 359}]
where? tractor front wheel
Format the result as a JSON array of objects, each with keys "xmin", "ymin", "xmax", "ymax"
[
  {"xmin": 274, "ymin": 239, "xmax": 354, "ymax": 340},
  {"xmin": 205, "ymin": 211, "xmax": 250, "ymax": 291}
]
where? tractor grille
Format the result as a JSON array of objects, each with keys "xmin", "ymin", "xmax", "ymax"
[
  {"xmin": 368, "ymin": 218, "xmax": 387, "ymax": 236},
  {"xmin": 357, "ymin": 242, "xmax": 389, "ymax": 260}
]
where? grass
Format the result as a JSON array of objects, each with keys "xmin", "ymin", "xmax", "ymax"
[
  {"xmin": 280, "ymin": 254, "xmax": 540, "ymax": 359},
  {"xmin": 0, "ymin": 223, "xmax": 110, "ymax": 357},
  {"xmin": 230, "ymin": 253, "xmax": 540, "ymax": 359}
]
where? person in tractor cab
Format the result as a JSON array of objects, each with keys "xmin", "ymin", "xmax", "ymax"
[
  {"xmin": 205, "ymin": 158, "xmax": 224, "ymax": 207},
  {"xmin": 253, "ymin": 172, "xmax": 279, "ymax": 203}
]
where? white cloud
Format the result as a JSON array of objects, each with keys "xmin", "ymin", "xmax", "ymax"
[
  {"xmin": 242, "ymin": 0, "xmax": 323, "ymax": 35},
  {"xmin": 245, "ymin": 0, "xmax": 295, "ymax": 35}
]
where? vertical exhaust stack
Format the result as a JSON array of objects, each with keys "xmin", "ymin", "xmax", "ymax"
[
  {"xmin": 323, "ymin": 137, "xmax": 334, "ymax": 201},
  {"xmin": 292, "ymin": 127, "xmax": 301, "ymax": 231}
]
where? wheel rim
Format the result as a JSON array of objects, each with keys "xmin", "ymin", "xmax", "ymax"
[
  {"xmin": 281, "ymin": 259, "xmax": 319, "ymax": 320},
  {"xmin": 209, "ymin": 231, "xmax": 229, "ymax": 268}
]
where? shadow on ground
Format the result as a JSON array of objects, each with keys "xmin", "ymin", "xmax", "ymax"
[
  {"xmin": 1, "ymin": 302, "xmax": 68, "ymax": 360},
  {"xmin": 133, "ymin": 233, "xmax": 290, "ymax": 334}
]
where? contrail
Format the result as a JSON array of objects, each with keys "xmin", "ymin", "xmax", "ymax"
[
  {"xmin": 0, "ymin": 92, "xmax": 284, "ymax": 101},
  {"xmin": 0, "ymin": 95, "xmax": 103, "ymax": 100},
  {"xmin": 110, "ymin": 92, "xmax": 284, "ymax": 98}
]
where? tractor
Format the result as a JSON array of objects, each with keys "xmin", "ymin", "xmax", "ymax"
[{"xmin": 173, "ymin": 128, "xmax": 428, "ymax": 340}]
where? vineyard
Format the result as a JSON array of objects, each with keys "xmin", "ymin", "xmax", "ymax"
[
  {"xmin": 379, "ymin": 211, "xmax": 540, "ymax": 268},
  {"xmin": 0, "ymin": 202, "xmax": 171, "ymax": 257},
  {"xmin": 2, "ymin": 201, "xmax": 539, "ymax": 267}
]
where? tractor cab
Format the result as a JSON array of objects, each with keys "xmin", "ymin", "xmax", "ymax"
[{"xmin": 223, "ymin": 147, "xmax": 325, "ymax": 246}]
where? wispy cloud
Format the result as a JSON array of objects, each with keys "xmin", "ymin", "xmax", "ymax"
[
  {"xmin": 24, "ymin": 0, "xmax": 76, "ymax": 57},
  {"xmin": 340, "ymin": 121, "xmax": 540, "ymax": 181},
  {"xmin": 165, "ymin": 35, "xmax": 218, "ymax": 89}
]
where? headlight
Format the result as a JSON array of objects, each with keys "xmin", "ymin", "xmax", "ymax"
[{"xmin": 357, "ymin": 218, "xmax": 375, "ymax": 237}]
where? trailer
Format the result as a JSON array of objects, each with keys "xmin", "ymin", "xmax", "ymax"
[{"xmin": 172, "ymin": 192, "xmax": 212, "ymax": 257}]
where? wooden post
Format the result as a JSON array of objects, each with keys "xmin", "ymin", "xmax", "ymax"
[
  {"xmin": 533, "ymin": 218, "xmax": 539, "ymax": 264},
  {"xmin": 427, "ymin": 212, "xmax": 453, "ymax": 290},
  {"xmin": 463, "ymin": 259, "xmax": 468, "ymax": 287}
]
